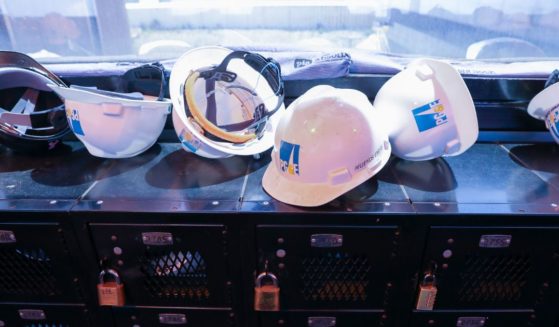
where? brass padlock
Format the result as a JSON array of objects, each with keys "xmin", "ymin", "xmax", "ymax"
[
  {"xmin": 254, "ymin": 272, "xmax": 280, "ymax": 311},
  {"xmin": 97, "ymin": 269, "xmax": 125, "ymax": 306},
  {"xmin": 416, "ymin": 273, "xmax": 437, "ymax": 311}
]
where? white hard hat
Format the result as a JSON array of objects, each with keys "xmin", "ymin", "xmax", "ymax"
[
  {"xmin": 170, "ymin": 46, "xmax": 285, "ymax": 159},
  {"xmin": 48, "ymin": 64, "xmax": 171, "ymax": 158},
  {"xmin": 262, "ymin": 85, "xmax": 391, "ymax": 207},
  {"xmin": 527, "ymin": 79, "xmax": 559, "ymax": 144},
  {"xmin": 373, "ymin": 59, "xmax": 478, "ymax": 161}
]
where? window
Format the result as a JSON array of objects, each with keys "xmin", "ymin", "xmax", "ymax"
[{"xmin": 0, "ymin": 0, "xmax": 558, "ymax": 62}]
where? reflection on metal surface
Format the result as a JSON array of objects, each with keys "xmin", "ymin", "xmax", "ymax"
[
  {"xmin": 145, "ymin": 149, "xmax": 251, "ymax": 190},
  {"xmin": 0, "ymin": 141, "xmax": 558, "ymax": 214},
  {"xmin": 508, "ymin": 144, "xmax": 559, "ymax": 174},
  {"xmin": 392, "ymin": 144, "xmax": 559, "ymax": 209},
  {"xmin": 340, "ymin": 178, "xmax": 378, "ymax": 202},
  {"xmin": 28, "ymin": 142, "xmax": 160, "ymax": 187},
  {"xmin": 77, "ymin": 143, "xmax": 249, "ymax": 206},
  {"xmin": 381, "ymin": 156, "xmax": 457, "ymax": 192},
  {"xmin": 507, "ymin": 144, "xmax": 559, "ymax": 190}
]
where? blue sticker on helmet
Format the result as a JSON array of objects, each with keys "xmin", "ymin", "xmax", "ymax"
[
  {"xmin": 279, "ymin": 140, "xmax": 300, "ymax": 175},
  {"xmin": 550, "ymin": 109, "xmax": 559, "ymax": 139},
  {"xmin": 67, "ymin": 108, "xmax": 85, "ymax": 136},
  {"xmin": 412, "ymin": 99, "xmax": 448, "ymax": 132},
  {"xmin": 179, "ymin": 129, "xmax": 201, "ymax": 153}
]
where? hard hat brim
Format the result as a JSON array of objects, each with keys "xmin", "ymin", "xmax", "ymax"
[
  {"xmin": 422, "ymin": 59, "xmax": 478, "ymax": 157},
  {"xmin": 374, "ymin": 58, "xmax": 478, "ymax": 160},
  {"xmin": 527, "ymin": 81, "xmax": 559, "ymax": 121},
  {"xmin": 262, "ymin": 143, "xmax": 391, "ymax": 207},
  {"xmin": 48, "ymin": 84, "xmax": 172, "ymax": 109},
  {"xmin": 48, "ymin": 84, "xmax": 170, "ymax": 158}
]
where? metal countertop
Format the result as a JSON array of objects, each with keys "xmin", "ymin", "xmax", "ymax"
[{"xmin": 0, "ymin": 142, "xmax": 557, "ymax": 215}]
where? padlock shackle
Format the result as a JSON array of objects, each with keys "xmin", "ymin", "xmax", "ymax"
[
  {"xmin": 255, "ymin": 272, "xmax": 278, "ymax": 288},
  {"xmin": 99, "ymin": 268, "xmax": 122, "ymax": 284},
  {"xmin": 422, "ymin": 273, "xmax": 436, "ymax": 286}
]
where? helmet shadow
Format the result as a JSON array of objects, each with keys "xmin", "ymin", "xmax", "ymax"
[{"xmin": 378, "ymin": 156, "xmax": 458, "ymax": 193}]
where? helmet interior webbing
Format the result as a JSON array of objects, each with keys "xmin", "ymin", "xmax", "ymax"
[{"xmin": 184, "ymin": 71, "xmax": 256, "ymax": 144}]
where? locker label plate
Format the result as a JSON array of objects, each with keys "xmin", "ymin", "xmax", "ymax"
[
  {"xmin": 142, "ymin": 232, "xmax": 173, "ymax": 246},
  {"xmin": 310, "ymin": 234, "xmax": 343, "ymax": 248},
  {"xmin": 457, "ymin": 317, "xmax": 486, "ymax": 327},
  {"xmin": 308, "ymin": 317, "xmax": 336, "ymax": 327},
  {"xmin": 18, "ymin": 309, "xmax": 46, "ymax": 320},
  {"xmin": 159, "ymin": 313, "xmax": 187, "ymax": 325},
  {"xmin": 0, "ymin": 230, "xmax": 16, "ymax": 243},
  {"xmin": 479, "ymin": 235, "xmax": 511, "ymax": 248}
]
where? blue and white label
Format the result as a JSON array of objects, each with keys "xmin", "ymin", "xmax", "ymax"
[
  {"xmin": 294, "ymin": 58, "xmax": 312, "ymax": 68},
  {"xmin": 549, "ymin": 108, "xmax": 559, "ymax": 140},
  {"xmin": 179, "ymin": 129, "xmax": 201, "ymax": 153},
  {"xmin": 67, "ymin": 108, "xmax": 85, "ymax": 136},
  {"xmin": 412, "ymin": 99, "xmax": 448, "ymax": 132},
  {"xmin": 279, "ymin": 140, "xmax": 300, "ymax": 176}
]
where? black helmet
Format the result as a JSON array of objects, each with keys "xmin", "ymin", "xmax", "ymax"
[{"xmin": 0, "ymin": 51, "xmax": 70, "ymax": 153}]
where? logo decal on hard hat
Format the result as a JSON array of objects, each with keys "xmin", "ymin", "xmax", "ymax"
[
  {"xmin": 294, "ymin": 58, "xmax": 312, "ymax": 68},
  {"xmin": 179, "ymin": 128, "xmax": 202, "ymax": 153},
  {"xmin": 412, "ymin": 99, "xmax": 448, "ymax": 132},
  {"xmin": 279, "ymin": 140, "xmax": 300, "ymax": 175},
  {"xmin": 66, "ymin": 108, "xmax": 85, "ymax": 136}
]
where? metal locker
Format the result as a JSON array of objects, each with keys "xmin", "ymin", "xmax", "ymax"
[
  {"xmin": 0, "ymin": 304, "xmax": 90, "ymax": 327},
  {"xmin": 89, "ymin": 223, "xmax": 232, "ymax": 307},
  {"xmin": 417, "ymin": 227, "xmax": 559, "ymax": 310},
  {"xmin": 0, "ymin": 223, "xmax": 82, "ymax": 303},
  {"xmin": 255, "ymin": 225, "xmax": 400, "ymax": 311}
]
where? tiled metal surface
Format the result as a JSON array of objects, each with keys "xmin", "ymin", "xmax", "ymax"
[
  {"xmin": 0, "ymin": 142, "xmax": 98, "ymax": 200},
  {"xmin": 0, "ymin": 142, "xmax": 557, "ymax": 214},
  {"xmin": 0, "ymin": 142, "xmax": 101, "ymax": 211},
  {"xmin": 504, "ymin": 143, "xmax": 559, "ymax": 191},
  {"xmin": 75, "ymin": 143, "xmax": 251, "ymax": 212},
  {"xmin": 394, "ymin": 144, "xmax": 559, "ymax": 210}
]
